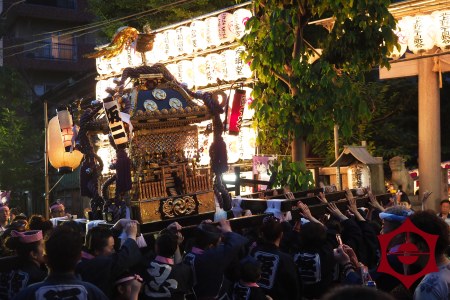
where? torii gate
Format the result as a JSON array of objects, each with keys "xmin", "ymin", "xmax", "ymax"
[{"xmin": 380, "ymin": 51, "xmax": 450, "ymax": 210}]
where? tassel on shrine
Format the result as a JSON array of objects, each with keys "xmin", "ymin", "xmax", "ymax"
[
  {"xmin": 115, "ymin": 147, "xmax": 132, "ymax": 195},
  {"xmin": 209, "ymin": 137, "xmax": 228, "ymax": 175}
]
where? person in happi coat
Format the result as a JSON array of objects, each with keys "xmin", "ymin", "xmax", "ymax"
[
  {"xmin": 0, "ymin": 230, "xmax": 47, "ymax": 298},
  {"xmin": 14, "ymin": 226, "xmax": 108, "ymax": 300},
  {"xmin": 183, "ymin": 219, "xmax": 248, "ymax": 300},
  {"xmin": 76, "ymin": 219, "xmax": 142, "ymax": 298}
]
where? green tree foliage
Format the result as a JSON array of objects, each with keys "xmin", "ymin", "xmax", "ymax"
[
  {"xmin": 87, "ymin": 0, "xmax": 236, "ymax": 39},
  {"xmin": 0, "ymin": 67, "xmax": 44, "ymax": 207},
  {"xmin": 311, "ymin": 78, "xmax": 418, "ymax": 164},
  {"xmin": 241, "ymin": 0, "xmax": 398, "ymax": 160},
  {"xmin": 268, "ymin": 158, "xmax": 314, "ymax": 191}
]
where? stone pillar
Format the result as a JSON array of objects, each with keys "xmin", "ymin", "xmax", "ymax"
[
  {"xmin": 418, "ymin": 57, "xmax": 441, "ymax": 211},
  {"xmin": 369, "ymin": 157, "xmax": 385, "ymax": 195}
]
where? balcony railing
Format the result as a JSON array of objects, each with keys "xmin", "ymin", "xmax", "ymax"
[{"xmin": 25, "ymin": 42, "xmax": 77, "ymax": 61}]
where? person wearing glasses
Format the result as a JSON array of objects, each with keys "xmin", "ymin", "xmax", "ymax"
[{"xmin": 49, "ymin": 200, "xmax": 72, "ymax": 226}]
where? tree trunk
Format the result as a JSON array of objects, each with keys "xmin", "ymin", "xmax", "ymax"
[{"xmin": 291, "ymin": 136, "xmax": 306, "ymax": 162}]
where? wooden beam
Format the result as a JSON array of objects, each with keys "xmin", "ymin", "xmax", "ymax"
[
  {"xmin": 389, "ymin": 0, "xmax": 450, "ymax": 20},
  {"xmin": 380, "ymin": 59, "xmax": 418, "ymax": 79}
]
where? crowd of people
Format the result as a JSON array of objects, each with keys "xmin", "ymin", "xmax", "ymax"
[{"xmin": 0, "ymin": 190, "xmax": 449, "ymax": 300}]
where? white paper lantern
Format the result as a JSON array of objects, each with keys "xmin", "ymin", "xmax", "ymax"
[
  {"xmin": 197, "ymin": 133, "xmax": 213, "ymax": 166},
  {"xmin": 193, "ymin": 56, "xmax": 208, "ymax": 87},
  {"xmin": 191, "ymin": 20, "xmax": 208, "ymax": 51},
  {"xmin": 96, "ymin": 55, "xmax": 111, "ymax": 75},
  {"xmin": 164, "ymin": 30, "xmax": 179, "ymax": 58},
  {"xmin": 432, "ymin": 10, "xmax": 450, "ymax": 50},
  {"xmin": 47, "ymin": 116, "xmax": 83, "ymax": 173},
  {"xmin": 389, "ymin": 18, "xmax": 410, "ymax": 59},
  {"xmin": 347, "ymin": 163, "xmax": 371, "ymax": 189},
  {"xmin": 109, "ymin": 49, "xmax": 128, "ymax": 74},
  {"xmin": 240, "ymin": 127, "xmax": 256, "ymax": 160},
  {"xmin": 205, "ymin": 53, "xmax": 224, "ymax": 84},
  {"xmin": 233, "ymin": 8, "xmax": 252, "ymax": 39},
  {"xmin": 177, "ymin": 60, "xmax": 194, "ymax": 89},
  {"xmin": 235, "ymin": 46, "xmax": 252, "ymax": 79},
  {"xmin": 166, "ymin": 63, "xmax": 180, "ymax": 82},
  {"xmin": 225, "ymin": 135, "xmax": 240, "ymax": 163},
  {"xmin": 126, "ymin": 42, "xmax": 143, "ymax": 67},
  {"xmin": 205, "ymin": 17, "xmax": 221, "ymax": 47},
  {"xmin": 407, "ymin": 15, "xmax": 435, "ymax": 54},
  {"xmin": 176, "ymin": 26, "xmax": 193, "ymax": 55},
  {"xmin": 152, "ymin": 33, "xmax": 168, "ymax": 61},
  {"xmin": 218, "ymin": 12, "xmax": 235, "ymax": 44},
  {"xmin": 97, "ymin": 133, "xmax": 116, "ymax": 174},
  {"xmin": 96, "ymin": 78, "xmax": 116, "ymax": 101},
  {"xmin": 144, "ymin": 49, "xmax": 158, "ymax": 65},
  {"xmin": 222, "ymin": 50, "xmax": 238, "ymax": 81}
]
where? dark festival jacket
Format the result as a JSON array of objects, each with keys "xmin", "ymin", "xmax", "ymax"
[
  {"xmin": 183, "ymin": 231, "xmax": 248, "ymax": 299},
  {"xmin": 141, "ymin": 255, "xmax": 193, "ymax": 300},
  {"xmin": 250, "ymin": 243, "xmax": 301, "ymax": 300},
  {"xmin": 232, "ymin": 282, "xmax": 267, "ymax": 300},
  {"xmin": 355, "ymin": 220, "xmax": 380, "ymax": 269},
  {"xmin": 75, "ymin": 237, "xmax": 142, "ymax": 298},
  {"xmin": 0, "ymin": 255, "xmax": 47, "ymax": 299},
  {"xmin": 340, "ymin": 218, "xmax": 367, "ymax": 265},
  {"xmin": 293, "ymin": 246, "xmax": 336, "ymax": 299},
  {"xmin": 12, "ymin": 272, "xmax": 108, "ymax": 300}
]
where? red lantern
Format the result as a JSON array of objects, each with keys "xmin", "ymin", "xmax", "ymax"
[{"xmin": 228, "ymin": 89, "xmax": 246, "ymax": 135}]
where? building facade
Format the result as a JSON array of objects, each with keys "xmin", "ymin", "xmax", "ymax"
[{"xmin": 1, "ymin": 0, "xmax": 97, "ymax": 216}]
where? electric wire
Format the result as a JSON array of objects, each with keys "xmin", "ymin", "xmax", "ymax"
[
  {"xmin": 1, "ymin": 0, "xmax": 197, "ymax": 54},
  {"xmin": 2, "ymin": 27, "xmax": 100, "ymax": 58},
  {"xmin": 30, "ymin": 0, "xmax": 196, "ymax": 38}
]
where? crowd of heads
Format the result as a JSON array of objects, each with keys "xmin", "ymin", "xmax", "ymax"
[{"xmin": 0, "ymin": 190, "xmax": 449, "ymax": 300}]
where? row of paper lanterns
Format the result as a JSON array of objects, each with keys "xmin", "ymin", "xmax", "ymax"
[
  {"xmin": 95, "ymin": 48, "xmax": 253, "ymax": 100},
  {"xmin": 96, "ymin": 43, "xmax": 143, "ymax": 75},
  {"xmin": 95, "ymin": 8, "xmax": 253, "ymax": 76},
  {"xmin": 164, "ymin": 46, "xmax": 252, "ymax": 88},
  {"xmin": 198, "ymin": 126, "xmax": 256, "ymax": 165},
  {"xmin": 146, "ymin": 8, "xmax": 252, "ymax": 62},
  {"xmin": 390, "ymin": 10, "xmax": 450, "ymax": 59}
]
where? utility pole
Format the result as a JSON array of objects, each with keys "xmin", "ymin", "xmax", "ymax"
[{"xmin": 44, "ymin": 101, "xmax": 49, "ymax": 219}]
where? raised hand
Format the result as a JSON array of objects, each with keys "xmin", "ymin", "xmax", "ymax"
[
  {"xmin": 368, "ymin": 191, "xmax": 385, "ymax": 212},
  {"xmin": 297, "ymin": 201, "xmax": 313, "ymax": 220},
  {"xmin": 218, "ymin": 218, "xmax": 232, "ymax": 233},
  {"xmin": 333, "ymin": 245, "xmax": 350, "ymax": 265},
  {"xmin": 342, "ymin": 244, "xmax": 359, "ymax": 268},
  {"xmin": 327, "ymin": 202, "xmax": 348, "ymax": 221},
  {"xmin": 297, "ymin": 201, "xmax": 323, "ymax": 225},
  {"xmin": 125, "ymin": 222, "xmax": 138, "ymax": 240},
  {"xmin": 318, "ymin": 192, "xmax": 328, "ymax": 204},
  {"xmin": 345, "ymin": 188, "xmax": 354, "ymax": 201},
  {"xmin": 346, "ymin": 190, "xmax": 357, "ymax": 213}
]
